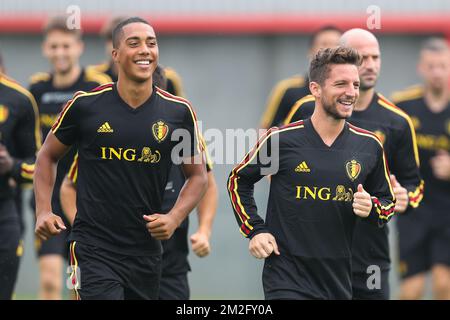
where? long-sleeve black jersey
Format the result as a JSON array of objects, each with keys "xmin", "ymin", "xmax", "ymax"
[
  {"xmin": 260, "ymin": 75, "xmax": 310, "ymax": 128},
  {"xmin": 284, "ymin": 93, "xmax": 423, "ymax": 272},
  {"xmin": 392, "ymin": 86, "xmax": 450, "ymax": 224},
  {"xmin": 29, "ymin": 69, "xmax": 110, "ymax": 215},
  {"xmin": 228, "ymin": 118, "xmax": 395, "ymax": 296},
  {"xmin": 52, "ymin": 83, "xmax": 203, "ymax": 256},
  {"xmin": 0, "ymin": 74, "xmax": 41, "ymax": 205}
]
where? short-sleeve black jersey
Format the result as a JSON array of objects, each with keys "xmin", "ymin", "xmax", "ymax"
[
  {"xmin": 228, "ymin": 119, "xmax": 395, "ymax": 297},
  {"xmin": 52, "ymin": 83, "xmax": 202, "ymax": 256},
  {"xmin": 285, "ymin": 93, "xmax": 423, "ymax": 271},
  {"xmin": 393, "ymin": 86, "xmax": 450, "ymax": 223},
  {"xmin": 260, "ymin": 75, "xmax": 310, "ymax": 128},
  {"xmin": 0, "ymin": 74, "xmax": 41, "ymax": 206},
  {"xmin": 29, "ymin": 69, "xmax": 111, "ymax": 214},
  {"xmin": 66, "ymin": 140, "xmax": 212, "ymax": 273}
]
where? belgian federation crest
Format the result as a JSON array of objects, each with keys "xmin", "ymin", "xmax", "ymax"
[
  {"xmin": 0, "ymin": 105, "xmax": 9, "ymax": 123},
  {"xmin": 346, "ymin": 159, "xmax": 361, "ymax": 181},
  {"xmin": 152, "ymin": 120, "xmax": 169, "ymax": 143}
]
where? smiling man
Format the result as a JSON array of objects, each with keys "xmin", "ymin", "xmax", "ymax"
[
  {"xmin": 228, "ymin": 46, "xmax": 396, "ymax": 299},
  {"xmin": 33, "ymin": 17, "xmax": 208, "ymax": 300},
  {"xmin": 284, "ymin": 29, "xmax": 423, "ymax": 300}
]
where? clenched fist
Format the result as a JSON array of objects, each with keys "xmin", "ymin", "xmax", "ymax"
[
  {"xmin": 390, "ymin": 174, "xmax": 408, "ymax": 213},
  {"xmin": 249, "ymin": 233, "xmax": 280, "ymax": 259}
]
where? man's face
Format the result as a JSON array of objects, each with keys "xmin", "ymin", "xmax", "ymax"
[
  {"xmin": 309, "ymin": 30, "xmax": 341, "ymax": 59},
  {"xmin": 112, "ymin": 23, "xmax": 158, "ymax": 83},
  {"xmin": 314, "ymin": 64, "xmax": 360, "ymax": 120},
  {"xmin": 351, "ymin": 41, "xmax": 380, "ymax": 91},
  {"xmin": 43, "ymin": 30, "xmax": 83, "ymax": 75},
  {"xmin": 418, "ymin": 50, "xmax": 450, "ymax": 92}
]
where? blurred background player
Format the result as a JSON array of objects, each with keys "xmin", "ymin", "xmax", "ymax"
[
  {"xmin": 28, "ymin": 16, "xmax": 110, "ymax": 300},
  {"xmin": 392, "ymin": 37, "xmax": 450, "ymax": 300},
  {"xmin": 0, "ymin": 54, "xmax": 41, "ymax": 299},
  {"xmin": 87, "ymin": 16, "xmax": 184, "ymax": 97},
  {"xmin": 284, "ymin": 29, "xmax": 423, "ymax": 299},
  {"xmin": 259, "ymin": 26, "xmax": 341, "ymax": 129},
  {"xmin": 59, "ymin": 71, "xmax": 218, "ymax": 300}
]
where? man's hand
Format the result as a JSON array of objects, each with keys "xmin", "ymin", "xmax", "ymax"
[
  {"xmin": 35, "ymin": 212, "xmax": 67, "ymax": 241},
  {"xmin": 0, "ymin": 144, "xmax": 14, "ymax": 175},
  {"xmin": 430, "ymin": 150, "xmax": 450, "ymax": 181},
  {"xmin": 248, "ymin": 233, "xmax": 280, "ymax": 259},
  {"xmin": 390, "ymin": 174, "xmax": 408, "ymax": 213},
  {"xmin": 190, "ymin": 231, "xmax": 211, "ymax": 257},
  {"xmin": 143, "ymin": 213, "xmax": 179, "ymax": 240},
  {"xmin": 353, "ymin": 184, "xmax": 373, "ymax": 218}
]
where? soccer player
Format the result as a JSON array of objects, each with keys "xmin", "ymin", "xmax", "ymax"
[
  {"xmin": 284, "ymin": 29, "xmax": 423, "ymax": 299},
  {"xmin": 87, "ymin": 17, "xmax": 184, "ymax": 97},
  {"xmin": 34, "ymin": 17, "xmax": 208, "ymax": 300},
  {"xmin": 260, "ymin": 26, "xmax": 341, "ymax": 129},
  {"xmin": 28, "ymin": 16, "xmax": 111, "ymax": 300},
  {"xmin": 0, "ymin": 70, "xmax": 41, "ymax": 299},
  {"xmin": 228, "ymin": 46, "xmax": 396, "ymax": 300},
  {"xmin": 392, "ymin": 37, "xmax": 450, "ymax": 300}
]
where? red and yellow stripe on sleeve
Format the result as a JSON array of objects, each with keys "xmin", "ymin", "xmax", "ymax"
[{"xmin": 228, "ymin": 121, "xmax": 305, "ymax": 237}]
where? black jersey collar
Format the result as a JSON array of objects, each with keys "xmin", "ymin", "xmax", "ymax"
[
  {"xmin": 112, "ymin": 82, "xmax": 156, "ymax": 113},
  {"xmin": 304, "ymin": 117, "xmax": 349, "ymax": 149}
]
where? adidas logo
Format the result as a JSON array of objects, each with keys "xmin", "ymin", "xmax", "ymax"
[
  {"xmin": 97, "ymin": 122, "xmax": 114, "ymax": 133},
  {"xmin": 295, "ymin": 161, "xmax": 311, "ymax": 173}
]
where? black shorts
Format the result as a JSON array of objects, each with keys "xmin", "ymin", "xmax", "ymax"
[
  {"xmin": 0, "ymin": 199, "xmax": 22, "ymax": 300},
  {"xmin": 159, "ymin": 273, "xmax": 190, "ymax": 300},
  {"xmin": 397, "ymin": 209, "xmax": 450, "ymax": 279},
  {"xmin": 352, "ymin": 269, "xmax": 390, "ymax": 300},
  {"xmin": 262, "ymin": 253, "xmax": 352, "ymax": 300},
  {"xmin": 69, "ymin": 241, "xmax": 162, "ymax": 300}
]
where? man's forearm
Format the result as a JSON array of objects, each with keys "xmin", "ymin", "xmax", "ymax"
[
  {"xmin": 169, "ymin": 171, "xmax": 208, "ymax": 226},
  {"xmin": 34, "ymin": 151, "xmax": 58, "ymax": 216},
  {"xmin": 196, "ymin": 172, "xmax": 218, "ymax": 236}
]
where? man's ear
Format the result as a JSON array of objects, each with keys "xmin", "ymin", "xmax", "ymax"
[
  {"xmin": 112, "ymin": 48, "xmax": 118, "ymax": 63},
  {"xmin": 309, "ymin": 81, "xmax": 321, "ymax": 99}
]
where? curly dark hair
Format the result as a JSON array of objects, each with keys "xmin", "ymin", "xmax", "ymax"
[{"xmin": 309, "ymin": 46, "xmax": 362, "ymax": 85}]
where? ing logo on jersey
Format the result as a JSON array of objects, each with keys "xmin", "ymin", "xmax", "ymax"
[
  {"xmin": 346, "ymin": 159, "xmax": 361, "ymax": 181},
  {"xmin": 152, "ymin": 120, "xmax": 169, "ymax": 143},
  {"xmin": 446, "ymin": 120, "xmax": 450, "ymax": 136},
  {"xmin": 373, "ymin": 130, "xmax": 386, "ymax": 145},
  {"xmin": 0, "ymin": 105, "xmax": 9, "ymax": 123},
  {"xmin": 137, "ymin": 147, "xmax": 161, "ymax": 163},
  {"xmin": 332, "ymin": 185, "xmax": 354, "ymax": 201}
]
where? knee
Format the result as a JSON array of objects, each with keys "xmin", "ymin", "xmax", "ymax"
[
  {"xmin": 432, "ymin": 265, "xmax": 450, "ymax": 299},
  {"xmin": 399, "ymin": 276, "xmax": 426, "ymax": 300}
]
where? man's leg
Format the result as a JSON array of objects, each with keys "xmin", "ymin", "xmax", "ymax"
[
  {"xmin": 36, "ymin": 230, "xmax": 68, "ymax": 300},
  {"xmin": 399, "ymin": 273, "xmax": 427, "ymax": 300},
  {"xmin": 430, "ymin": 226, "xmax": 450, "ymax": 299},
  {"xmin": 431, "ymin": 265, "xmax": 450, "ymax": 300},
  {"xmin": 39, "ymin": 255, "xmax": 63, "ymax": 299},
  {"xmin": 69, "ymin": 241, "xmax": 125, "ymax": 300}
]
